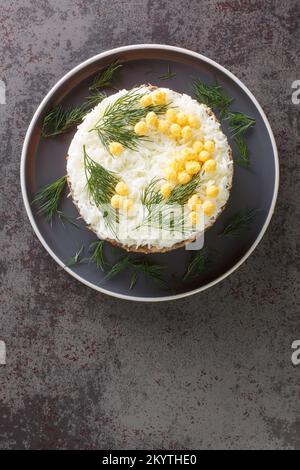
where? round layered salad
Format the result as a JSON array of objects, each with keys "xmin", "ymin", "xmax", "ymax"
[{"xmin": 67, "ymin": 85, "xmax": 233, "ymax": 253}]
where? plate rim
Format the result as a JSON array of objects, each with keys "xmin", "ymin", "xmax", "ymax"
[{"xmin": 20, "ymin": 43, "xmax": 279, "ymax": 302}]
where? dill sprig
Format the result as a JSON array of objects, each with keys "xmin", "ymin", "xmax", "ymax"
[
  {"xmin": 141, "ymin": 177, "xmax": 164, "ymax": 209},
  {"xmin": 183, "ymin": 247, "xmax": 214, "ymax": 280},
  {"xmin": 41, "ymin": 91, "xmax": 105, "ymax": 138},
  {"xmin": 103, "ymin": 254, "xmax": 165, "ymax": 288},
  {"xmin": 226, "ymin": 111, "xmax": 256, "ymax": 137},
  {"xmin": 131, "ymin": 259, "xmax": 165, "ymax": 287},
  {"xmin": 159, "ymin": 64, "xmax": 176, "ymax": 80},
  {"xmin": 129, "ymin": 271, "xmax": 138, "ymax": 290},
  {"xmin": 104, "ymin": 256, "xmax": 130, "ymax": 281},
  {"xmin": 83, "ymin": 145, "xmax": 119, "ymax": 206},
  {"xmin": 89, "ymin": 240, "xmax": 107, "ymax": 271},
  {"xmin": 42, "ymin": 60, "xmax": 121, "ymax": 137},
  {"xmin": 42, "ymin": 106, "xmax": 84, "ymax": 137},
  {"xmin": 64, "ymin": 245, "xmax": 86, "ymax": 268},
  {"xmin": 89, "ymin": 61, "xmax": 122, "ymax": 91},
  {"xmin": 193, "ymin": 79, "xmax": 233, "ymax": 118},
  {"xmin": 235, "ymin": 135, "xmax": 250, "ymax": 168},
  {"xmin": 220, "ymin": 209, "xmax": 257, "ymax": 237},
  {"xmin": 139, "ymin": 175, "xmax": 201, "ymax": 232},
  {"xmin": 90, "ymin": 88, "xmax": 168, "ymax": 151},
  {"xmin": 168, "ymin": 175, "xmax": 201, "ymax": 205},
  {"xmin": 226, "ymin": 112, "xmax": 255, "ymax": 168},
  {"xmin": 32, "ymin": 175, "xmax": 67, "ymax": 223},
  {"xmin": 83, "ymin": 146, "xmax": 120, "ymax": 234},
  {"xmin": 142, "ymin": 175, "xmax": 201, "ymax": 209},
  {"xmin": 84, "ymin": 90, "xmax": 106, "ymax": 108}
]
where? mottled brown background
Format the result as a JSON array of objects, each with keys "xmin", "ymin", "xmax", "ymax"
[{"xmin": 0, "ymin": 0, "xmax": 299, "ymax": 450}]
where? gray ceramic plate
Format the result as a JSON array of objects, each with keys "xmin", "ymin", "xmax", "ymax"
[{"xmin": 21, "ymin": 44, "xmax": 279, "ymax": 302}]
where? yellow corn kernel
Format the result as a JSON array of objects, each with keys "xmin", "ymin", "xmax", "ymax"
[
  {"xmin": 198, "ymin": 150, "xmax": 210, "ymax": 162},
  {"xmin": 109, "ymin": 141, "xmax": 124, "ymax": 156},
  {"xmin": 204, "ymin": 140, "xmax": 215, "ymax": 153},
  {"xmin": 189, "ymin": 211, "xmax": 199, "ymax": 226},
  {"xmin": 193, "ymin": 140, "xmax": 204, "ymax": 153},
  {"xmin": 181, "ymin": 125, "xmax": 193, "ymax": 142},
  {"xmin": 123, "ymin": 198, "xmax": 133, "ymax": 211},
  {"xmin": 166, "ymin": 108, "xmax": 177, "ymax": 122},
  {"xmin": 161, "ymin": 183, "xmax": 172, "ymax": 198},
  {"xmin": 177, "ymin": 171, "xmax": 192, "ymax": 185},
  {"xmin": 163, "ymin": 167, "xmax": 177, "ymax": 183},
  {"xmin": 171, "ymin": 158, "xmax": 184, "ymax": 172},
  {"xmin": 146, "ymin": 111, "xmax": 158, "ymax": 128},
  {"xmin": 182, "ymin": 147, "xmax": 196, "ymax": 161},
  {"xmin": 158, "ymin": 119, "xmax": 169, "ymax": 133},
  {"xmin": 134, "ymin": 120, "xmax": 147, "ymax": 136},
  {"xmin": 140, "ymin": 94, "xmax": 152, "ymax": 107},
  {"xmin": 169, "ymin": 123, "xmax": 182, "ymax": 139},
  {"xmin": 203, "ymin": 159, "xmax": 217, "ymax": 173},
  {"xmin": 188, "ymin": 115, "xmax": 200, "ymax": 129},
  {"xmin": 152, "ymin": 89, "xmax": 167, "ymax": 105},
  {"xmin": 185, "ymin": 160, "xmax": 201, "ymax": 175},
  {"xmin": 176, "ymin": 113, "xmax": 188, "ymax": 126},
  {"xmin": 111, "ymin": 194, "xmax": 122, "ymax": 209},
  {"xmin": 188, "ymin": 194, "xmax": 202, "ymax": 211},
  {"xmin": 115, "ymin": 181, "xmax": 128, "ymax": 196},
  {"xmin": 206, "ymin": 185, "xmax": 219, "ymax": 198},
  {"xmin": 203, "ymin": 200, "xmax": 215, "ymax": 215}
]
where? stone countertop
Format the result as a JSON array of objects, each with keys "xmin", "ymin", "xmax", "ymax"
[{"xmin": 0, "ymin": 0, "xmax": 299, "ymax": 450}]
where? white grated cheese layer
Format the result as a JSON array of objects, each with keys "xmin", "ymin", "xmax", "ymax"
[{"xmin": 67, "ymin": 86, "xmax": 233, "ymax": 250}]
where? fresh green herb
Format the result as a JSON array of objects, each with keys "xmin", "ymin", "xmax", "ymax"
[
  {"xmin": 183, "ymin": 247, "xmax": 213, "ymax": 280},
  {"xmin": 141, "ymin": 177, "xmax": 164, "ymax": 209},
  {"xmin": 56, "ymin": 211, "xmax": 80, "ymax": 228},
  {"xmin": 168, "ymin": 175, "xmax": 201, "ymax": 205},
  {"xmin": 83, "ymin": 146, "xmax": 120, "ymax": 234},
  {"xmin": 131, "ymin": 259, "xmax": 165, "ymax": 287},
  {"xmin": 42, "ymin": 106, "xmax": 84, "ymax": 137},
  {"xmin": 32, "ymin": 175, "xmax": 67, "ymax": 223},
  {"xmin": 159, "ymin": 64, "xmax": 176, "ymax": 80},
  {"xmin": 226, "ymin": 111, "xmax": 256, "ymax": 137},
  {"xmin": 90, "ymin": 88, "xmax": 168, "ymax": 151},
  {"xmin": 142, "ymin": 175, "xmax": 201, "ymax": 210},
  {"xmin": 129, "ymin": 271, "xmax": 138, "ymax": 290},
  {"xmin": 41, "ymin": 91, "xmax": 105, "ymax": 138},
  {"xmin": 104, "ymin": 255, "xmax": 130, "ymax": 281},
  {"xmin": 103, "ymin": 254, "xmax": 165, "ymax": 288},
  {"xmin": 235, "ymin": 135, "xmax": 250, "ymax": 168},
  {"xmin": 193, "ymin": 79, "xmax": 233, "ymax": 118},
  {"xmin": 226, "ymin": 112, "xmax": 255, "ymax": 168},
  {"xmin": 83, "ymin": 145, "xmax": 119, "ymax": 205},
  {"xmin": 89, "ymin": 240, "xmax": 107, "ymax": 271},
  {"xmin": 84, "ymin": 90, "xmax": 106, "ymax": 108},
  {"xmin": 89, "ymin": 61, "xmax": 122, "ymax": 91},
  {"xmin": 42, "ymin": 61, "xmax": 121, "ymax": 137},
  {"xmin": 220, "ymin": 209, "xmax": 257, "ymax": 237},
  {"xmin": 64, "ymin": 245, "xmax": 85, "ymax": 267},
  {"xmin": 139, "ymin": 175, "xmax": 202, "ymax": 232}
]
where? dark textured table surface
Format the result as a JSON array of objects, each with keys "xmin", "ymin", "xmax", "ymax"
[{"xmin": 0, "ymin": 0, "xmax": 299, "ymax": 450}]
